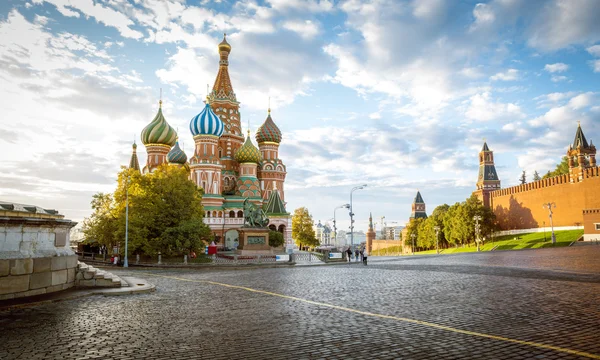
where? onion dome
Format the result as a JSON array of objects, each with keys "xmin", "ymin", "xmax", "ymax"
[
  {"xmin": 141, "ymin": 102, "xmax": 177, "ymax": 146},
  {"xmin": 190, "ymin": 102, "xmax": 224, "ymax": 137},
  {"xmin": 256, "ymin": 110, "xmax": 282, "ymax": 144},
  {"xmin": 235, "ymin": 131, "xmax": 262, "ymax": 164},
  {"xmin": 167, "ymin": 140, "xmax": 187, "ymax": 165},
  {"xmin": 219, "ymin": 33, "xmax": 231, "ymax": 53}
]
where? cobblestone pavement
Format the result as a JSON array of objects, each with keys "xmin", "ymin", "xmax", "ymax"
[{"xmin": 1, "ymin": 247, "xmax": 600, "ymax": 360}]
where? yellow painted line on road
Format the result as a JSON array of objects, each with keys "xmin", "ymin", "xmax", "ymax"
[{"xmin": 141, "ymin": 272, "xmax": 600, "ymax": 359}]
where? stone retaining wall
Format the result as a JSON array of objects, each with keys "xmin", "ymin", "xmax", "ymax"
[{"xmin": 0, "ymin": 255, "xmax": 78, "ymax": 300}]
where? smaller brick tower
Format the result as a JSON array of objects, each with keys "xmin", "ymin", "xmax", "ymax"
[
  {"xmin": 410, "ymin": 191, "xmax": 428, "ymax": 219},
  {"xmin": 474, "ymin": 142, "xmax": 501, "ymax": 208},
  {"xmin": 568, "ymin": 122, "xmax": 596, "ymax": 183},
  {"xmin": 366, "ymin": 212, "xmax": 376, "ymax": 253}
]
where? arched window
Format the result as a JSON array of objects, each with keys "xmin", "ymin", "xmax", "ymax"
[
  {"xmin": 237, "ymin": 210, "xmax": 243, "ymax": 218},
  {"xmin": 218, "ymin": 211, "xmax": 222, "ymax": 217},
  {"xmin": 278, "ymin": 225, "xmax": 285, "ymax": 234},
  {"xmin": 229, "ymin": 210, "xmax": 235, "ymax": 218},
  {"xmin": 269, "ymin": 225, "xmax": 276, "ymax": 231}
]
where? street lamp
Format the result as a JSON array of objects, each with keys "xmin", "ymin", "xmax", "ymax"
[
  {"xmin": 350, "ymin": 184, "xmax": 367, "ymax": 250},
  {"xmin": 543, "ymin": 203, "xmax": 556, "ymax": 244},
  {"xmin": 334, "ymin": 204, "xmax": 350, "ymax": 247},
  {"xmin": 411, "ymin": 233, "xmax": 416, "ymax": 255},
  {"xmin": 473, "ymin": 215, "xmax": 482, "ymax": 252},
  {"xmin": 433, "ymin": 225, "xmax": 440, "ymax": 254},
  {"xmin": 380, "ymin": 216, "xmax": 385, "ymax": 240},
  {"xmin": 124, "ymin": 176, "xmax": 131, "ymax": 268}
]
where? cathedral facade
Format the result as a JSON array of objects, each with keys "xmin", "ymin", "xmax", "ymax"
[{"xmin": 133, "ymin": 35, "xmax": 290, "ymax": 248}]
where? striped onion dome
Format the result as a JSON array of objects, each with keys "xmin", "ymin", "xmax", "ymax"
[
  {"xmin": 235, "ymin": 132, "xmax": 262, "ymax": 164},
  {"xmin": 190, "ymin": 103, "xmax": 224, "ymax": 137},
  {"xmin": 141, "ymin": 103, "xmax": 177, "ymax": 146},
  {"xmin": 256, "ymin": 111, "xmax": 282, "ymax": 144},
  {"xmin": 167, "ymin": 140, "xmax": 187, "ymax": 165}
]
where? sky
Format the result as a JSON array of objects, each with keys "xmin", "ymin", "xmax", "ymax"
[{"xmin": 0, "ymin": 0, "xmax": 599, "ymax": 234}]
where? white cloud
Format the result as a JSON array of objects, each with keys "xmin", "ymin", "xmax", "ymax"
[
  {"xmin": 490, "ymin": 68, "xmax": 519, "ymax": 81},
  {"xmin": 470, "ymin": 3, "xmax": 495, "ymax": 30},
  {"xmin": 587, "ymin": 44, "xmax": 600, "ymax": 57},
  {"xmin": 34, "ymin": 0, "xmax": 144, "ymax": 39},
  {"xmin": 544, "ymin": 62, "xmax": 569, "ymax": 73},
  {"xmin": 369, "ymin": 112, "xmax": 381, "ymax": 120},
  {"xmin": 550, "ymin": 75, "xmax": 568, "ymax": 82},
  {"xmin": 464, "ymin": 92, "xmax": 524, "ymax": 122},
  {"xmin": 568, "ymin": 92, "xmax": 595, "ymax": 110},
  {"xmin": 267, "ymin": 0, "xmax": 333, "ymax": 13},
  {"xmin": 282, "ymin": 20, "xmax": 320, "ymax": 40},
  {"xmin": 460, "ymin": 67, "xmax": 485, "ymax": 79},
  {"xmin": 590, "ymin": 59, "xmax": 600, "ymax": 73},
  {"xmin": 527, "ymin": 0, "xmax": 600, "ymax": 51}
]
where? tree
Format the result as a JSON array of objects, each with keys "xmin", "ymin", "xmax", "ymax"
[
  {"xmin": 82, "ymin": 192, "xmax": 118, "ymax": 249},
  {"xmin": 519, "ymin": 170, "xmax": 526, "ymax": 184},
  {"xmin": 542, "ymin": 156, "xmax": 587, "ymax": 179},
  {"xmin": 405, "ymin": 218, "xmax": 424, "ymax": 250},
  {"xmin": 83, "ymin": 165, "xmax": 212, "ymax": 257},
  {"xmin": 292, "ymin": 207, "xmax": 318, "ymax": 249},
  {"xmin": 268, "ymin": 230, "xmax": 284, "ymax": 248},
  {"xmin": 533, "ymin": 171, "xmax": 541, "ymax": 181}
]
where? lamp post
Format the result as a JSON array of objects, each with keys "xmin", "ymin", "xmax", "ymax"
[
  {"xmin": 334, "ymin": 204, "xmax": 350, "ymax": 247},
  {"xmin": 473, "ymin": 215, "xmax": 482, "ymax": 252},
  {"xmin": 350, "ymin": 184, "xmax": 367, "ymax": 251},
  {"xmin": 124, "ymin": 176, "xmax": 130, "ymax": 268},
  {"xmin": 380, "ymin": 216, "xmax": 385, "ymax": 240},
  {"xmin": 543, "ymin": 203, "xmax": 556, "ymax": 244},
  {"xmin": 433, "ymin": 226, "xmax": 440, "ymax": 255},
  {"xmin": 411, "ymin": 233, "xmax": 416, "ymax": 255}
]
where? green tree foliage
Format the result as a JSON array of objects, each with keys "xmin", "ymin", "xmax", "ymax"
[
  {"xmin": 533, "ymin": 171, "xmax": 541, "ymax": 181},
  {"xmin": 268, "ymin": 230, "xmax": 284, "ymax": 248},
  {"xmin": 292, "ymin": 207, "xmax": 318, "ymax": 249},
  {"xmin": 416, "ymin": 204, "xmax": 449, "ymax": 249},
  {"xmin": 83, "ymin": 165, "xmax": 211, "ymax": 257},
  {"xmin": 405, "ymin": 217, "xmax": 424, "ymax": 249},
  {"xmin": 440, "ymin": 195, "xmax": 496, "ymax": 248},
  {"xmin": 542, "ymin": 156, "xmax": 587, "ymax": 179},
  {"xmin": 519, "ymin": 170, "xmax": 526, "ymax": 184}
]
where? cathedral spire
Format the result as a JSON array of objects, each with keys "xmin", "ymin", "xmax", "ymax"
[
  {"xmin": 210, "ymin": 33, "xmax": 236, "ymax": 103},
  {"xmin": 475, "ymin": 141, "xmax": 501, "ymax": 207},
  {"xmin": 129, "ymin": 141, "xmax": 140, "ymax": 172}
]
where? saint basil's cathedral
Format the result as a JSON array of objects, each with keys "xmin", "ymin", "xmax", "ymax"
[{"xmin": 129, "ymin": 35, "xmax": 290, "ymax": 249}]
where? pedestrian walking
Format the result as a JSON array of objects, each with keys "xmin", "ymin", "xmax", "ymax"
[
  {"xmin": 354, "ymin": 248, "xmax": 360, "ymax": 262},
  {"xmin": 346, "ymin": 247, "xmax": 352, "ymax": 262},
  {"xmin": 359, "ymin": 247, "xmax": 364, "ymax": 262},
  {"xmin": 362, "ymin": 247, "xmax": 368, "ymax": 265}
]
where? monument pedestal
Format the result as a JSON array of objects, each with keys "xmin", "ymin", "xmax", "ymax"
[{"xmin": 237, "ymin": 228, "xmax": 270, "ymax": 255}]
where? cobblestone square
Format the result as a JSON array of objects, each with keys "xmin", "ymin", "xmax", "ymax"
[{"xmin": 1, "ymin": 246, "xmax": 600, "ymax": 360}]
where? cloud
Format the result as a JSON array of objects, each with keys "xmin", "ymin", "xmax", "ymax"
[
  {"xmin": 33, "ymin": 0, "xmax": 144, "ymax": 39},
  {"xmin": 590, "ymin": 59, "xmax": 600, "ymax": 73},
  {"xmin": 551, "ymin": 75, "xmax": 568, "ymax": 82},
  {"xmin": 490, "ymin": 68, "xmax": 519, "ymax": 81},
  {"xmin": 544, "ymin": 62, "xmax": 569, "ymax": 73},
  {"xmin": 266, "ymin": 0, "xmax": 333, "ymax": 13},
  {"xmin": 527, "ymin": 0, "xmax": 600, "ymax": 51},
  {"xmin": 588, "ymin": 44, "xmax": 600, "ymax": 57},
  {"xmin": 464, "ymin": 92, "xmax": 524, "ymax": 122},
  {"xmin": 282, "ymin": 20, "xmax": 320, "ymax": 40}
]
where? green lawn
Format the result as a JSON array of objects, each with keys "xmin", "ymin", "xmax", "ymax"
[{"xmin": 371, "ymin": 229, "xmax": 583, "ymax": 256}]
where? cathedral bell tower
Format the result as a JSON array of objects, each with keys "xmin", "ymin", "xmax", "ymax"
[{"xmin": 474, "ymin": 142, "xmax": 501, "ymax": 207}]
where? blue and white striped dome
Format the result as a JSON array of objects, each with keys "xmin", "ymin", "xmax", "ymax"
[{"xmin": 190, "ymin": 103, "xmax": 224, "ymax": 137}]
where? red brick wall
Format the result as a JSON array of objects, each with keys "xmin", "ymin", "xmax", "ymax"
[{"xmin": 489, "ymin": 167, "xmax": 600, "ymax": 230}]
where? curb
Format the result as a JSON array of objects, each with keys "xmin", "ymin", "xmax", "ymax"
[{"xmin": 0, "ymin": 276, "xmax": 155, "ymax": 311}]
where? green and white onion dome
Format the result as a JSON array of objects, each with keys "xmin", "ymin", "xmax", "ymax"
[
  {"xmin": 234, "ymin": 132, "xmax": 262, "ymax": 164},
  {"xmin": 167, "ymin": 140, "xmax": 187, "ymax": 164},
  {"xmin": 255, "ymin": 111, "xmax": 282, "ymax": 144},
  {"xmin": 189, "ymin": 103, "xmax": 224, "ymax": 137},
  {"xmin": 141, "ymin": 102, "xmax": 177, "ymax": 146}
]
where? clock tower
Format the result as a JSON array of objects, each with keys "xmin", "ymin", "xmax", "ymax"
[{"xmin": 474, "ymin": 141, "xmax": 501, "ymax": 207}]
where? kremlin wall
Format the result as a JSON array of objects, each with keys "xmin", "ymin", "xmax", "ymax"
[{"xmin": 475, "ymin": 123, "xmax": 598, "ymax": 231}]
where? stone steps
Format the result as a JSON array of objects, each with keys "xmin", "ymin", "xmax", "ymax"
[{"xmin": 75, "ymin": 262, "xmax": 128, "ymax": 288}]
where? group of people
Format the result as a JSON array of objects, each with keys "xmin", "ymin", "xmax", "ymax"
[{"xmin": 345, "ymin": 246, "xmax": 368, "ymax": 264}]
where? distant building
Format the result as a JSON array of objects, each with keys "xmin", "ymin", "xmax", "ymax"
[
  {"xmin": 382, "ymin": 225, "xmax": 404, "ymax": 240},
  {"xmin": 346, "ymin": 231, "xmax": 366, "ymax": 246},
  {"xmin": 314, "ymin": 220, "xmax": 332, "ymax": 245}
]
